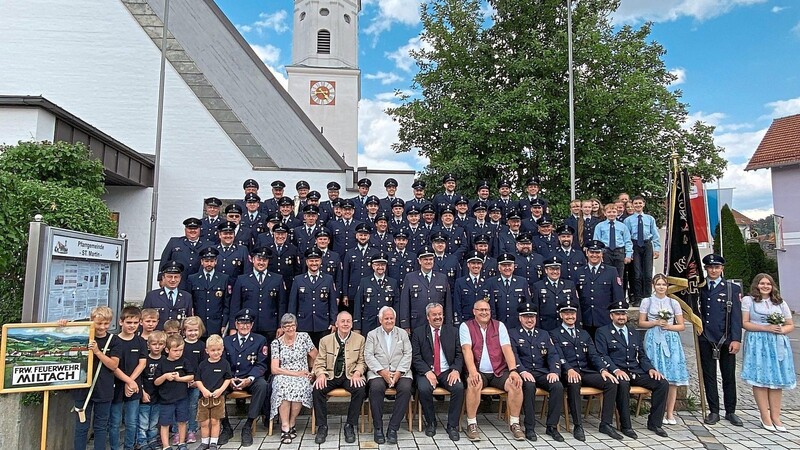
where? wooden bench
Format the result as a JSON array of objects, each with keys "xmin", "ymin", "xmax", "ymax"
[{"xmin": 310, "ymin": 388, "xmax": 368, "ymax": 434}]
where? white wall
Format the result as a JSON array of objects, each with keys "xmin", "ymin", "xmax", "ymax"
[{"xmin": 0, "ymin": 107, "xmax": 55, "ymax": 144}]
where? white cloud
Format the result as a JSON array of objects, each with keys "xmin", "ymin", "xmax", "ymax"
[
  {"xmin": 771, "ymin": 6, "xmax": 788, "ymax": 13},
  {"xmin": 236, "ymin": 24, "xmax": 253, "ymax": 33},
  {"xmin": 253, "ymin": 10, "xmax": 289, "ymax": 34},
  {"xmin": 715, "ymin": 128, "xmax": 767, "ymax": 159},
  {"xmin": 684, "ymin": 111, "xmax": 752, "ymax": 133},
  {"xmin": 613, "ymin": 0, "xmax": 767, "ymax": 24},
  {"xmin": 363, "ymin": 0, "xmax": 424, "ymax": 37},
  {"xmin": 669, "ymin": 67, "xmax": 686, "ymax": 85},
  {"xmin": 719, "ymin": 161, "xmax": 772, "ymax": 213},
  {"xmin": 358, "ymin": 95, "xmax": 424, "ymax": 170},
  {"xmin": 740, "ymin": 207, "xmax": 773, "ymax": 220},
  {"xmin": 765, "ymin": 96, "xmax": 800, "ymax": 118},
  {"xmin": 364, "ymin": 71, "xmax": 403, "ymax": 85},
  {"xmin": 793, "ymin": 21, "xmax": 800, "ymax": 36},
  {"xmin": 250, "ymin": 44, "xmax": 281, "ymax": 66},
  {"xmin": 387, "ymin": 36, "xmax": 431, "ymax": 72},
  {"xmin": 269, "ymin": 67, "xmax": 289, "ymax": 90}
]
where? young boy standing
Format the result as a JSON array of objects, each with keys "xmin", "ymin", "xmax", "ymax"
[
  {"xmin": 138, "ymin": 331, "xmax": 166, "ymax": 450},
  {"xmin": 155, "ymin": 335, "xmax": 194, "ymax": 450},
  {"xmin": 195, "ymin": 334, "xmax": 233, "ymax": 450},
  {"xmin": 140, "ymin": 308, "xmax": 160, "ymax": 341},
  {"xmin": 69, "ymin": 306, "xmax": 121, "ymax": 450},
  {"xmin": 110, "ymin": 306, "xmax": 148, "ymax": 450},
  {"xmin": 182, "ymin": 317, "xmax": 206, "ymax": 444}
]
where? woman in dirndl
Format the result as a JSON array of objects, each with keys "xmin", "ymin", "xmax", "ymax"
[{"xmin": 741, "ymin": 273, "xmax": 795, "ymax": 432}]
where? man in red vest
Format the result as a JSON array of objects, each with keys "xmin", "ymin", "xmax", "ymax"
[{"xmin": 460, "ymin": 299, "xmax": 524, "ymax": 441}]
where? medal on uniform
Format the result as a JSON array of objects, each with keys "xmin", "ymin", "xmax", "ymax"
[
  {"xmin": 286, "ymin": 257, "xmax": 292, "ymax": 265},
  {"xmin": 321, "ymin": 287, "xmax": 329, "ymax": 300},
  {"xmin": 247, "ymin": 353, "xmax": 257, "ymax": 364},
  {"xmin": 270, "ymin": 289, "xmax": 277, "ymax": 297},
  {"xmin": 215, "ymin": 290, "xmax": 223, "ymax": 298}
]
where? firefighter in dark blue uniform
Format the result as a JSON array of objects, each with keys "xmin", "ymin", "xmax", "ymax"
[
  {"xmin": 214, "ymin": 221, "xmax": 251, "ymax": 279},
  {"xmin": 550, "ymin": 299, "xmax": 618, "ymax": 442},
  {"xmin": 143, "ymin": 261, "xmax": 193, "ymax": 330},
  {"xmin": 453, "ymin": 250, "xmax": 490, "ymax": 323},
  {"xmin": 509, "ymin": 302, "xmax": 564, "ymax": 442},
  {"xmin": 464, "ymin": 234, "xmax": 498, "ymax": 279},
  {"xmin": 201, "ymin": 197, "xmax": 223, "ymax": 244},
  {"xmin": 430, "ymin": 231, "xmax": 462, "ymax": 293},
  {"xmin": 575, "ymin": 240, "xmax": 624, "ymax": 339},
  {"xmin": 351, "ymin": 178, "xmax": 372, "ymax": 222},
  {"xmin": 341, "ymin": 223, "xmax": 379, "ymax": 313},
  {"xmin": 241, "ymin": 192, "xmax": 267, "ymax": 236},
  {"xmin": 228, "ymin": 247, "xmax": 287, "ymax": 340},
  {"xmin": 352, "ymin": 252, "xmax": 399, "ymax": 335},
  {"xmin": 329, "ymin": 198, "xmax": 362, "ymax": 256},
  {"xmin": 398, "ymin": 246, "xmax": 454, "ymax": 330},
  {"xmin": 369, "ymin": 213, "xmax": 395, "ymax": 252},
  {"xmin": 262, "ymin": 180, "xmax": 286, "ymax": 216},
  {"xmin": 293, "ymin": 204, "xmax": 325, "ymax": 254},
  {"xmin": 432, "ymin": 206, "xmax": 469, "ymax": 260},
  {"xmin": 234, "ymin": 178, "xmax": 260, "ymax": 213},
  {"xmin": 553, "ymin": 224, "xmax": 586, "ymax": 283},
  {"xmin": 464, "ymin": 201, "xmax": 496, "ymax": 255},
  {"xmin": 159, "ymin": 217, "xmax": 207, "ymax": 290},
  {"xmin": 319, "ymin": 181, "xmax": 340, "ymax": 221},
  {"xmin": 512, "ymin": 233, "xmax": 544, "ymax": 292},
  {"xmin": 403, "ymin": 205, "xmax": 429, "ymax": 255},
  {"xmin": 267, "ymin": 223, "xmax": 301, "ymax": 291},
  {"xmin": 288, "ymin": 247, "xmax": 338, "ymax": 346},
  {"xmin": 532, "ymin": 216, "xmax": 558, "ymax": 258},
  {"xmin": 404, "ymin": 179, "xmax": 432, "ymax": 213},
  {"xmin": 432, "ymin": 173, "xmax": 460, "ymax": 214},
  {"xmin": 379, "ymin": 178, "xmax": 401, "ymax": 215},
  {"xmin": 492, "ymin": 178, "xmax": 519, "ymax": 223},
  {"xmin": 311, "ymin": 229, "xmax": 342, "ymax": 294},
  {"xmin": 304, "ymin": 191, "xmax": 332, "ymax": 226},
  {"xmin": 388, "ymin": 198, "xmax": 408, "ymax": 235},
  {"xmin": 533, "ymin": 256, "xmax": 580, "ymax": 332},
  {"xmin": 224, "ymin": 204, "xmax": 256, "ymax": 251},
  {"xmin": 517, "ymin": 177, "xmax": 549, "ymax": 219},
  {"xmin": 388, "ymin": 231, "xmax": 417, "ymax": 289},
  {"xmin": 485, "ymin": 252, "xmax": 531, "ymax": 329},
  {"xmin": 188, "ymin": 247, "xmax": 231, "ymax": 336}
]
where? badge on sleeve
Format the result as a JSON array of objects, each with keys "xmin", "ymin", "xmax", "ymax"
[
  {"xmin": 616, "ymin": 277, "xmax": 622, "ymax": 285},
  {"xmin": 261, "ymin": 346, "xmax": 269, "ymax": 356}
]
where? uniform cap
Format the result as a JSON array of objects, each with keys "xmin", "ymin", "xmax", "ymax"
[
  {"xmin": 526, "ymin": 176, "xmax": 540, "ymax": 186},
  {"xmin": 609, "ymin": 300, "xmax": 630, "ymax": 312},
  {"xmin": 331, "ymin": 198, "xmax": 344, "ymax": 207},
  {"xmin": 271, "ymin": 180, "xmax": 286, "ymax": 189},
  {"xmin": 183, "ymin": 217, "xmax": 202, "ymax": 228},
  {"xmin": 357, "ymin": 178, "xmax": 372, "ymax": 187},
  {"xmin": 543, "ymin": 256, "xmax": 563, "ymax": 268},
  {"xmin": 272, "ymin": 223, "xmax": 290, "ymax": 233},
  {"xmin": 455, "ymin": 196, "xmax": 469, "ymax": 206},
  {"xmin": 517, "ymin": 302, "xmax": 538, "ymax": 316},
  {"xmin": 251, "ymin": 247, "xmax": 272, "ymax": 258},
  {"xmin": 304, "ymin": 247, "xmax": 323, "ymax": 259},
  {"xmin": 557, "ymin": 299, "xmax": 578, "ymax": 312},
  {"xmin": 370, "ymin": 253, "xmax": 389, "ymax": 264},
  {"xmin": 417, "ymin": 245, "xmax": 435, "ymax": 258},
  {"xmin": 204, "ymin": 197, "xmax": 222, "ymax": 207},
  {"xmin": 244, "ymin": 193, "xmax": 260, "ymax": 203},
  {"xmin": 442, "ymin": 173, "xmax": 456, "ymax": 183},
  {"xmin": 440, "ymin": 205, "xmax": 456, "ymax": 216},
  {"xmin": 586, "ymin": 240, "xmax": 606, "ymax": 251},
  {"xmin": 302, "ymin": 204, "xmax": 320, "ymax": 214},
  {"xmin": 473, "ymin": 234, "xmax": 490, "ymax": 245},
  {"xmin": 497, "ymin": 179, "xmax": 512, "ymax": 188},
  {"xmin": 225, "ymin": 204, "xmax": 243, "ymax": 215},
  {"xmin": 326, "ymin": 181, "xmax": 341, "ymax": 190},
  {"xmin": 296, "ymin": 180, "xmax": 310, "ymax": 190},
  {"xmin": 374, "ymin": 213, "xmax": 389, "ymax": 222},
  {"xmin": 384, "ymin": 178, "xmax": 398, "ymax": 188},
  {"xmin": 497, "ymin": 252, "xmax": 516, "ymax": 264},
  {"xmin": 243, "ymin": 179, "xmax": 259, "ymax": 189},
  {"xmin": 406, "ymin": 205, "xmax": 421, "ymax": 215},
  {"xmin": 217, "ymin": 221, "xmax": 237, "ymax": 232},
  {"xmin": 515, "ymin": 232, "xmax": 533, "ymax": 244},
  {"xmin": 556, "ymin": 224, "xmax": 575, "ymax": 235},
  {"xmin": 235, "ymin": 308, "xmax": 255, "ymax": 322},
  {"xmin": 506, "ymin": 210, "xmax": 522, "ymax": 221},
  {"xmin": 340, "ymin": 198, "xmax": 355, "ymax": 209},
  {"xmin": 536, "ymin": 215, "xmax": 553, "ymax": 226},
  {"xmin": 308, "ymin": 190, "xmax": 321, "ymax": 200},
  {"xmin": 421, "ymin": 204, "xmax": 436, "ymax": 214},
  {"xmin": 488, "ymin": 204, "xmax": 502, "ymax": 213},
  {"xmin": 465, "ymin": 250, "xmax": 484, "ymax": 263},
  {"xmin": 278, "ymin": 196, "xmax": 294, "ymax": 206},
  {"xmin": 702, "ymin": 254, "xmax": 725, "ymax": 266},
  {"xmin": 161, "ymin": 260, "xmax": 184, "ymax": 274},
  {"xmin": 267, "ymin": 213, "xmax": 281, "ymax": 223},
  {"xmin": 412, "ymin": 179, "xmax": 426, "ymax": 190},
  {"xmin": 391, "ymin": 198, "xmax": 405, "ymax": 207},
  {"xmin": 471, "ymin": 201, "xmax": 488, "ymax": 212},
  {"xmin": 355, "ymin": 223, "xmax": 372, "ymax": 234},
  {"xmin": 393, "ymin": 230, "xmax": 410, "ymax": 239},
  {"xmin": 200, "ymin": 247, "xmax": 219, "ymax": 259},
  {"xmin": 365, "ymin": 195, "xmax": 380, "ymax": 205},
  {"xmin": 315, "ymin": 228, "xmax": 332, "ymax": 238},
  {"xmin": 430, "ymin": 231, "xmax": 447, "ymax": 242},
  {"xmin": 529, "ymin": 198, "xmax": 545, "ymax": 207},
  {"xmin": 477, "ymin": 180, "xmax": 490, "ymax": 190}
]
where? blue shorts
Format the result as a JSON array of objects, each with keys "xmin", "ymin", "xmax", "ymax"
[{"xmin": 158, "ymin": 397, "xmax": 189, "ymax": 426}]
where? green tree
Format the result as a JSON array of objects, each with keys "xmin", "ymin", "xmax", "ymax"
[
  {"xmin": 746, "ymin": 242, "xmax": 778, "ymax": 285},
  {"xmin": 0, "ymin": 141, "xmax": 117, "ymax": 327},
  {"xmin": 712, "ymin": 204, "xmax": 750, "ymax": 283},
  {"xmin": 388, "ymin": 0, "xmax": 726, "ymax": 221}
]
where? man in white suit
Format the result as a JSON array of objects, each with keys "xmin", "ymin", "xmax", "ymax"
[{"xmin": 364, "ymin": 306, "xmax": 413, "ymax": 444}]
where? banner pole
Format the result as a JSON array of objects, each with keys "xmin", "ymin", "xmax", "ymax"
[
  {"xmin": 40, "ymin": 390, "xmax": 49, "ymax": 450},
  {"xmin": 693, "ymin": 331, "xmax": 708, "ymax": 419}
]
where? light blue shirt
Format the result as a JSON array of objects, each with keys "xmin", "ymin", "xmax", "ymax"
[
  {"xmin": 623, "ymin": 213, "xmax": 661, "ymax": 252},
  {"xmin": 592, "ymin": 219, "xmax": 633, "ymax": 258}
]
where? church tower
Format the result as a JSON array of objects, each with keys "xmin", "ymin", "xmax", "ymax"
[{"xmin": 286, "ymin": 0, "xmax": 361, "ymax": 168}]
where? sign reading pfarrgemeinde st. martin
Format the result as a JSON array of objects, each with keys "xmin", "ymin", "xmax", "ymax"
[{"xmin": 52, "ymin": 235, "xmax": 121, "ymax": 261}]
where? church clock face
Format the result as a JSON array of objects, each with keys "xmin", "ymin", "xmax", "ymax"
[{"xmin": 310, "ymin": 80, "xmax": 336, "ymax": 106}]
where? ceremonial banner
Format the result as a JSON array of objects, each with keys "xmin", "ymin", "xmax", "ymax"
[
  {"xmin": 665, "ymin": 167, "xmax": 705, "ymax": 333},
  {"xmin": 0, "ymin": 322, "xmax": 94, "ymax": 393},
  {"xmin": 689, "ymin": 176, "xmax": 710, "ymax": 243}
]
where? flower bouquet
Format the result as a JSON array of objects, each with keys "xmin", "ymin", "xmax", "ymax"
[
  {"xmin": 657, "ymin": 309, "xmax": 673, "ymax": 321},
  {"xmin": 766, "ymin": 312, "xmax": 785, "ymax": 325}
]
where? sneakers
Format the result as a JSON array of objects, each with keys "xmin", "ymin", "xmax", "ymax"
[
  {"xmin": 172, "ymin": 433, "xmax": 180, "ymax": 446},
  {"xmin": 509, "ymin": 423, "xmax": 525, "ymax": 441},
  {"xmin": 465, "ymin": 423, "xmax": 481, "ymax": 441},
  {"xmin": 186, "ymin": 431, "xmax": 197, "ymax": 444}
]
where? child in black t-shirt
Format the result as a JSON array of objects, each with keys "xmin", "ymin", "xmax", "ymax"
[
  {"xmin": 110, "ymin": 306, "xmax": 148, "ymax": 450},
  {"xmin": 62, "ymin": 306, "xmax": 121, "ymax": 450},
  {"xmin": 139, "ymin": 308, "xmax": 160, "ymax": 341},
  {"xmin": 138, "ymin": 330, "xmax": 166, "ymax": 449},
  {"xmin": 195, "ymin": 334, "xmax": 232, "ymax": 449},
  {"xmin": 182, "ymin": 316, "xmax": 206, "ymax": 444},
  {"xmin": 155, "ymin": 335, "xmax": 193, "ymax": 450}
]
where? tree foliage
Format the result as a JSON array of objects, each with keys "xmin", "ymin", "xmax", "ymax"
[
  {"xmin": 0, "ymin": 141, "xmax": 117, "ymax": 327},
  {"xmin": 388, "ymin": 0, "xmax": 727, "ymax": 220},
  {"xmin": 712, "ymin": 204, "xmax": 750, "ymax": 283}
]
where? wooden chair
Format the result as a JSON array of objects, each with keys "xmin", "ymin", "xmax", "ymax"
[
  {"xmin": 227, "ymin": 391, "xmax": 267, "ymax": 435},
  {"xmin": 365, "ymin": 387, "xmax": 414, "ymax": 432},
  {"xmin": 416, "ymin": 387, "xmax": 460, "ymax": 432},
  {"xmin": 562, "ymin": 386, "xmax": 603, "ymax": 431},
  {"xmin": 461, "ymin": 386, "xmax": 509, "ymax": 424},
  {"xmin": 613, "ymin": 386, "xmax": 652, "ymax": 427},
  {"xmin": 310, "ymin": 388, "xmax": 368, "ymax": 434}
]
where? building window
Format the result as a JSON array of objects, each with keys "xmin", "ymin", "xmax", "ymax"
[
  {"xmin": 319, "ymin": 8, "xmax": 330, "ymax": 16},
  {"xmin": 317, "ymin": 29, "xmax": 331, "ymax": 54},
  {"xmin": 344, "ymin": 14, "xmax": 351, "ymax": 24},
  {"xmin": 300, "ymin": 12, "xmax": 306, "ymax": 21}
]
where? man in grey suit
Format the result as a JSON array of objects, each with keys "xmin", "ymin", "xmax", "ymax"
[{"xmin": 364, "ymin": 306, "xmax": 413, "ymax": 444}]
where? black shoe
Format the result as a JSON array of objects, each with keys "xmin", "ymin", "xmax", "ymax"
[
  {"xmin": 648, "ymin": 425, "xmax": 668, "ymax": 437},
  {"xmin": 218, "ymin": 425, "xmax": 233, "ymax": 446},
  {"xmin": 343, "ymin": 423, "xmax": 356, "ymax": 443},
  {"xmin": 425, "ymin": 422, "xmax": 436, "ymax": 437},
  {"xmin": 525, "ymin": 429, "xmax": 538, "ymax": 441},
  {"xmin": 726, "ymin": 413, "xmax": 743, "ymax": 427},
  {"xmin": 573, "ymin": 425, "xmax": 585, "ymax": 441},
  {"xmin": 599, "ymin": 423, "xmax": 623, "ymax": 440},
  {"xmin": 241, "ymin": 426, "xmax": 253, "ymax": 447},
  {"xmin": 622, "ymin": 428, "xmax": 638, "ymax": 439},
  {"xmin": 374, "ymin": 429, "xmax": 385, "ymax": 445},
  {"xmin": 315, "ymin": 425, "xmax": 328, "ymax": 444},
  {"xmin": 546, "ymin": 426, "xmax": 564, "ymax": 442},
  {"xmin": 705, "ymin": 413, "xmax": 720, "ymax": 425},
  {"xmin": 387, "ymin": 429, "xmax": 398, "ymax": 444},
  {"xmin": 446, "ymin": 426, "xmax": 460, "ymax": 441}
]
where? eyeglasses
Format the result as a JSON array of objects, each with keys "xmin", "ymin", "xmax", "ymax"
[
  {"xmin": 236, "ymin": 320, "xmax": 253, "ymax": 325},
  {"xmin": 474, "ymin": 308, "xmax": 491, "ymax": 312},
  {"xmin": 281, "ymin": 323, "xmax": 297, "ymax": 329}
]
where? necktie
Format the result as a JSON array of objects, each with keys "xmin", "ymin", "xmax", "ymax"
[
  {"xmin": 378, "ymin": 278, "xmax": 385, "ymax": 289},
  {"xmin": 504, "ymin": 279, "xmax": 510, "ymax": 289},
  {"xmin": 361, "ymin": 247, "xmax": 366, "ymax": 256},
  {"xmin": 528, "ymin": 330, "xmax": 534, "ymax": 338},
  {"xmin": 592, "ymin": 266, "xmax": 598, "ymax": 276},
  {"xmin": 168, "ymin": 290, "xmax": 175, "ymax": 305},
  {"xmin": 277, "ymin": 246, "xmax": 282, "ymax": 254},
  {"xmin": 311, "ymin": 275, "xmax": 317, "ymax": 284},
  {"xmin": 619, "ymin": 328, "xmax": 628, "ymax": 345},
  {"xmin": 709, "ymin": 280, "xmax": 716, "ymax": 290},
  {"xmin": 206, "ymin": 273, "xmax": 212, "ymax": 283},
  {"xmin": 250, "ymin": 214, "xmax": 255, "ymax": 222},
  {"xmin": 258, "ymin": 272, "xmax": 264, "ymax": 284},
  {"xmin": 239, "ymin": 336, "xmax": 246, "ymax": 347},
  {"xmin": 308, "ymin": 227, "xmax": 313, "ymax": 235},
  {"xmin": 345, "ymin": 221, "xmax": 350, "ymax": 227},
  {"xmin": 569, "ymin": 328, "xmax": 576, "ymax": 339},
  {"xmin": 433, "ymin": 328, "xmax": 442, "ymax": 376},
  {"xmin": 637, "ymin": 215, "xmax": 645, "ymax": 247},
  {"xmin": 608, "ymin": 221, "xmax": 617, "ymax": 250},
  {"xmin": 426, "ymin": 273, "xmax": 431, "ymax": 283}
]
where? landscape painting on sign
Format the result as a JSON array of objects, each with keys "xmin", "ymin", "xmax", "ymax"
[{"xmin": 0, "ymin": 322, "xmax": 94, "ymax": 393}]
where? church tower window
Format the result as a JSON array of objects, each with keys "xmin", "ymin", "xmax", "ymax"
[{"xmin": 317, "ymin": 30, "xmax": 331, "ymax": 54}]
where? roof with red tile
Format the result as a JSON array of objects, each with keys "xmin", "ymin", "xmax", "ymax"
[
  {"xmin": 746, "ymin": 114, "xmax": 800, "ymax": 171},
  {"xmin": 731, "ymin": 208, "xmax": 754, "ymax": 226}
]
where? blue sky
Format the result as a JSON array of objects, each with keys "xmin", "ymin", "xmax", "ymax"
[{"xmin": 217, "ymin": 0, "xmax": 800, "ymax": 219}]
